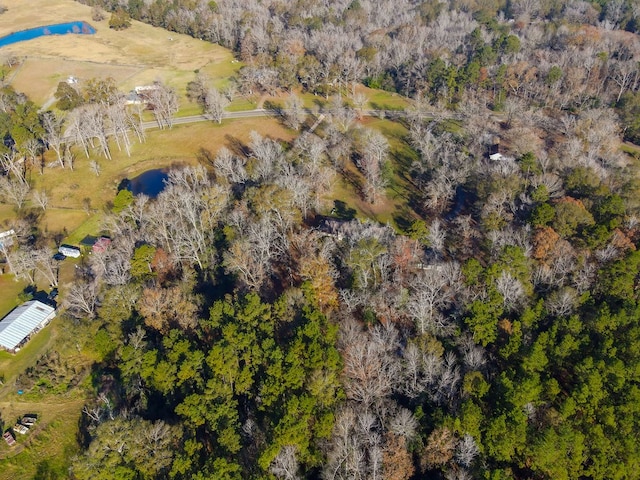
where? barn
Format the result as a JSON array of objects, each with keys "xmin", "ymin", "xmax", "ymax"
[{"xmin": 0, "ymin": 301, "xmax": 56, "ymax": 353}]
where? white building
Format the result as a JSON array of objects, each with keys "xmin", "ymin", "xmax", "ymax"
[
  {"xmin": 59, "ymin": 245, "xmax": 81, "ymax": 258},
  {"xmin": 0, "ymin": 300, "xmax": 56, "ymax": 353}
]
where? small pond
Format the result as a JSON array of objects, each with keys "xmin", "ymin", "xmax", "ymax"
[
  {"xmin": 128, "ymin": 169, "xmax": 169, "ymax": 198},
  {"xmin": 0, "ymin": 21, "xmax": 96, "ymax": 48}
]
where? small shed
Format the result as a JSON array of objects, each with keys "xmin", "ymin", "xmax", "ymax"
[
  {"xmin": 92, "ymin": 236, "xmax": 112, "ymax": 254},
  {"xmin": 59, "ymin": 244, "xmax": 81, "ymax": 258},
  {"xmin": 0, "ymin": 301, "xmax": 56, "ymax": 353}
]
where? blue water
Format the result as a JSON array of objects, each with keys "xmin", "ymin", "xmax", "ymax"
[
  {"xmin": 129, "ymin": 169, "xmax": 169, "ymax": 198},
  {"xmin": 0, "ymin": 21, "xmax": 96, "ymax": 48}
]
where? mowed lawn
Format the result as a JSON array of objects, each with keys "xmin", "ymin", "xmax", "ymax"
[{"xmin": 0, "ymin": 0, "xmax": 237, "ymax": 107}]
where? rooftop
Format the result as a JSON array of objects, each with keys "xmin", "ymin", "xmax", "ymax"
[{"xmin": 0, "ymin": 300, "xmax": 55, "ymax": 352}]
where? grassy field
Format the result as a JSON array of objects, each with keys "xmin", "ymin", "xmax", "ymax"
[
  {"xmin": 0, "ymin": 275, "xmax": 26, "ymax": 318},
  {"xmin": 27, "ymin": 117, "xmax": 295, "ymax": 236},
  {"xmin": 0, "ymin": 0, "xmax": 239, "ymax": 109},
  {"xmin": 0, "ymin": 397, "xmax": 85, "ymax": 480}
]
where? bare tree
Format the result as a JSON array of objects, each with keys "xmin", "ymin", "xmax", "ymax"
[
  {"xmin": 89, "ymin": 160, "xmax": 101, "ymax": 177},
  {"xmin": 284, "ymin": 93, "xmax": 306, "ymax": 131},
  {"xmin": 248, "ymin": 131, "xmax": 284, "ymax": 182},
  {"xmin": 33, "ymin": 248, "xmax": 58, "ymax": 287},
  {"xmin": 147, "ymin": 82, "xmax": 179, "ymax": 129},
  {"xmin": 0, "ymin": 150, "xmax": 26, "ymax": 184},
  {"xmin": 357, "ymin": 128, "xmax": 389, "ymax": 203},
  {"xmin": 42, "ymin": 111, "xmax": 65, "ymax": 168},
  {"xmin": 32, "ymin": 189, "xmax": 49, "ymax": 210},
  {"xmin": 213, "ymin": 147, "xmax": 247, "ymax": 184},
  {"xmin": 270, "ymin": 445, "xmax": 301, "ymax": 480},
  {"xmin": 495, "ymin": 271, "xmax": 526, "ymax": 312},
  {"xmin": 340, "ymin": 320, "xmax": 400, "ymax": 409},
  {"xmin": 64, "ymin": 279, "xmax": 99, "ymax": 318},
  {"xmin": 0, "ymin": 175, "xmax": 30, "ymax": 209},
  {"xmin": 406, "ymin": 268, "xmax": 456, "ymax": 337},
  {"xmin": 204, "ymin": 86, "xmax": 229, "ymax": 124},
  {"xmin": 455, "ymin": 434, "xmax": 479, "ymax": 468}
]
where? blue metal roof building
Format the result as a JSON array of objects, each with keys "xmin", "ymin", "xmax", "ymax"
[{"xmin": 0, "ymin": 301, "xmax": 56, "ymax": 353}]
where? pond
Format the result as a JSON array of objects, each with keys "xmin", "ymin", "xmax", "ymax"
[
  {"xmin": 0, "ymin": 21, "xmax": 96, "ymax": 48},
  {"xmin": 128, "ymin": 169, "xmax": 169, "ymax": 198}
]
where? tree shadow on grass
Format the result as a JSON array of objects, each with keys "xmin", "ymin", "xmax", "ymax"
[{"xmin": 224, "ymin": 134, "xmax": 251, "ymax": 158}]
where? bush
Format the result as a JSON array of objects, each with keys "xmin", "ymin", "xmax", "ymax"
[{"xmin": 109, "ymin": 9, "xmax": 131, "ymax": 30}]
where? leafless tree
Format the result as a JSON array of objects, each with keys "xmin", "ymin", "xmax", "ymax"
[
  {"xmin": 213, "ymin": 147, "xmax": 247, "ymax": 184},
  {"xmin": 495, "ymin": 271, "xmax": 526, "ymax": 312},
  {"xmin": 406, "ymin": 268, "xmax": 456, "ymax": 336},
  {"xmin": 400, "ymin": 342, "xmax": 443, "ymax": 398},
  {"xmin": 64, "ymin": 279, "xmax": 99, "ymax": 319},
  {"xmin": 0, "ymin": 175, "xmax": 30, "ymax": 209},
  {"xmin": 5, "ymin": 247, "xmax": 36, "ymax": 283},
  {"xmin": 270, "ymin": 445, "xmax": 301, "ymax": 480},
  {"xmin": 432, "ymin": 351, "xmax": 461, "ymax": 405},
  {"xmin": 147, "ymin": 82, "xmax": 179, "ymax": 129},
  {"xmin": 284, "ymin": 93, "xmax": 306, "ymax": 131},
  {"xmin": 248, "ymin": 131, "xmax": 284, "ymax": 182},
  {"xmin": 357, "ymin": 128, "xmax": 389, "ymax": 203},
  {"xmin": 42, "ymin": 111, "xmax": 65, "ymax": 168},
  {"xmin": 427, "ymin": 219, "xmax": 447, "ymax": 257},
  {"xmin": 340, "ymin": 320, "xmax": 400, "ymax": 409},
  {"xmin": 0, "ymin": 150, "xmax": 26, "ymax": 184},
  {"xmin": 33, "ymin": 248, "xmax": 58, "ymax": 287},
  {"xmin": 388, "ymin": 408, "xmax": 418, "ymax": 440},
  {"xmin": 89, "ymin": 159, "xmax": 101, "ymax": 177},
  {"xmin": 105, "ymin": 100, "xmax": 135, "ymax": 156},
  {"xmin": 144, "ymin": 166, "xmax": 225, "ymax": 270},
  {"xmin": 455, "ymin": 434, "xmax": 479, "ymax": 468},
  {"xmin": 32, "ymin": 189, "xmax": 49, "ymax": 210},
  {"xmin": 545, "ymin": 287, "xmax": 578, "ymax": 317},
  {"xmin": 204, "ymin": 86, "xmax": 229, "ymax": 124}
]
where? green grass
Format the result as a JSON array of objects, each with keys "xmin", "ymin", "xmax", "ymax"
[
  {"xmin": 0, "ymin": 276, "xmax": 26, "ymax": 319},
  {"xmin": 64, "ymin": 214, "xmax": 103, "ymax": 246},
  {"xmin": 0, "ymin": 398, "xmax": 85, "ymax": 480},
  {"xmin": 227, "ymin": 98, "xmax": 258, "ymax": 112},
  {"xmin": 365, "ymin": 89, "xmax": 410, "ymax": 111}
]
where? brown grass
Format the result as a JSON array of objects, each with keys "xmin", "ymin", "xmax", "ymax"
[
  {"xmin": 0, "ymin": 0, "xmax": 235, "ymax": 105},
  {"xmin": 29, "ymin": 117, "xmax": 295, "ymax": 217}
]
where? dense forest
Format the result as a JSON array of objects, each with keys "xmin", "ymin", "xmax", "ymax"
[{"xmin": 0, "ymin": 0, "xmax": 639, "ymax": 478}]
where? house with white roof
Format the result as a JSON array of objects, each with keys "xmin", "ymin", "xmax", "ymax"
[{"xmin": 0, "ymin": 300, "xmax": 56, "ymax": 353}]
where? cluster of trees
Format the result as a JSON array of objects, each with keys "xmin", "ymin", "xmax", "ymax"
[
  {"xmin": 80, "ymin": 0, "xmax": 640, "ymax": 136},
  {"xmin": 52, "ymin": 88, "xmax": 639, "ymax": 478},
  {"xmin": 1, "ymin": 1, "xmax": 640, "ymax": 479},
  {"xmin": 0, "ymin": 77, "xmax": 180, "ymax": 212}
]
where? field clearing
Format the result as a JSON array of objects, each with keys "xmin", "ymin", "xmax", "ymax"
[
  {"xmin": 0, "ymin": 397, "xmax": 85, "ymax": 480},
  {"xmin": 25, "ymin": 117, "xmax": 296, "ymax": 242},
  {"xmin": 0, "ymin": 0, "xmax": 235, "ymax": 106},
  {"xmin": 322, "ymin": 116, "xmax": 420, "ymax": 229}
]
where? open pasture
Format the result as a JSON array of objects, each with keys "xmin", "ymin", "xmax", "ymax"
[{"xmin": 0, "ymin": 0, "xmax": 237, "ymax": 106}]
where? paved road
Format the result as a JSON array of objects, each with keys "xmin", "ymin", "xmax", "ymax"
[
  {"xmin": 142, "ymin": 108, "xmax": 272, "ymax": 130},
  {"xmin": 64, "ymin": 106, "xmax": 467, "ymax": 140},
  {"xmin": 142, "ymin": 107, "xmax": 464, "ymax": 131}
]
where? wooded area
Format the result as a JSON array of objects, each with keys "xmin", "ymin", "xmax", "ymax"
[{"xmin": 0, "ymin": 0, "xmax": 639, "ymax": 478}]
